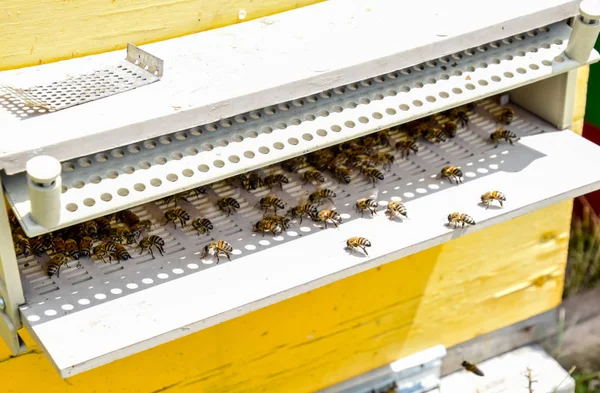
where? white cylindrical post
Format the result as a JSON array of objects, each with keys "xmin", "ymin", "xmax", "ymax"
[
  {"xmin": 565, "ymin": 0, "xmax": 600, "ymax": 64},
  {"xmin": 26, "ymin": 155, "xmax": 62, "ymax": 228}
]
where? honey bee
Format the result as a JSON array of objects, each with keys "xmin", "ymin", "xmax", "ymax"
[
  {"xmin": 47, "ymin": 253, "xmax": 68, "ymax": 277},
  {"xmin": 112, "ymin": 244, "xmax": 132, "ymax": 263},
  {"xmin": 257, "ymin": 196, "xmax": 285, "ymax": 214},
  {"xmin": 315, "ymin": 209, "xmax": 342, "ymax": 229},
  {"xmin": 7, "ymin": 209, "xmax": 18, "ymax": 228},
  {"xmin": 110, "ymin": 226, "xmax": 136, "ymax": 244},
  {"xmin": 93, "ymin": 241, "xmax": 117, "ymax": 263},
  {"xmin": 303, "ymin": 169, "xmax": 325, "ymax": 185},
  {"xmin": 288, "ymin": 203, "xmax": 319, "ymax": 223},
  {"xmin": 138, "ymin": 235, "xmax": 166, "ymax": 258},
  {"xmin": 253, "ymin": 217, "xmax": 283, "ymax": 236},
  {"xmin": 370, "ymin": 152, "xmax": 395, "ymax": 170},
  {"xmin": 36, "ymin": 233, "xmax": 54, "ymax": 250},
  {"xmin": 263, "ymin": 174, "xmax": 289, "ymax": 189},
  {"xmin": 95, "ymin": 217, "xmax": 112, "ymax": 237},
  {"xmin": 241, "ymin": 172, "xmax": 264, "ymax": 191},
  {"xmin": 192, "ymin": 217, "xmax": 213, "ymax": 236},
  {"xmin": 461, "ymin": 360, "xmax": 485, "ymax": 377},
  {"xmin": 333, "ymin": 166, "xmax": 352, "ymax": 184},
  {"xmin": 309, "ymin": 189, "xmax": 336, "ymax": 205},
  {"xmin": 190, "ymin": 185, "xmax": 208, "ymax": 198},
  {"xmin": 79, "ymin": 236, "xmax": 94, "ymax": 258},
  {"xmin": 352, "ymin": 154, "xmax": 373, "ymax": 169},
  {"xmin": 200, "ymin": 240, "xmax": 233, "ymax": 263},
  {"xmin": 217, "ymin": 197, "xmax": 240, "ymax": 216},
  {"xmin": 386, "ymin": 201, "xmax": 408, "ymax": 220},
  {"xmin": 443, "ymin": 121, "xmax": 458, "ymax": 138},
  {"xmin": 355, "ymin": 198, "xmax": 378, "ymax": 217},
  {"xmin": 65, "ymin": 239, "xmax": 80, "ymax": 260},
  {"xmin": 161, "ymin": 194, "xmax": 189, "ymax": 207},
  {"xmin": 263, "ymin": 215, "xmax": 292, "ymax": 230},
  {"xmin": 450, "ymin": 106, "xmax": 470, "ymax": 128},
  {"xmin": 380, "ymin": 382, "xmax": 399, "ymax": 393},
  {"xmin": 490, "ymin": 128, "xmax": 518, "ymax": 147},
  {"xmin": 163, "ymin": 207, "xmax": 190, "ymax": 228},
  {"xmin": 498, "ymin": 107, "xmax": 514, "ymax": 125},
  {"xmin": 14, "ymin": 234, "xmax": 31, "ymax": 257},
  {"xmin": 447, "ymin": 212, "xmax": 476, "ymax": 228},
  {"xmin": 480, "ymin": 191, "xmax": 506, "ymax": 209},
  {"xmin": 346, "ymin": 237, "xmax": 371, "ymax": 256},
  {"xmin": 424, "ymin": 127, "xmax": 447, "ymax": 144},
  {"xmin": 81, "ymin": 221, "xmax": 99, "ymax": 239},
  {"xmin": 395, "ymin": 139, "xmax": 419, "ymax": 158},
  {"xmin": 116, "ymin": 209, "xmax": 140, "ymax": 227},
  {"xmin": 51, "ymin": 236, "xmax": 66, "ymax": 255},
  {"xmin": 30, "ymin": 238, "xmax": 46, "ymax": 257},
  {"xmin": 130, "ymin": 220, "xmax": 152, "ymax": 239},
  {"xmin": 440, "ymin": 166, "xmax": 463, "ymax": 184},
  {"xmin": 282, "ymin": 156, "xmax": 307, "ymax": 173},
  {"xmin": 375, "ymin": 130, "xmax": 392, "ymax": 147},
  {"xmin": 363, "ymin": 166, "xmax": 384, "ymax": 185}
]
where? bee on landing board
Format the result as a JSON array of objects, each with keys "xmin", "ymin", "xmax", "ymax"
[
  {"xmin": 309, "ymin": 189, "xmax": 336, "ymax": 206},
  {"xmin": 138, "ymin": 235, "xmax": 166, "ymax": 258},
  {"xmin": 314, "ymin": 209, "xmax": 342, "ymax": 229},
  {"xmin": 395, "ymin": 139, "xmax": 419, "ymax": 159},
  {"xmin": 47, "ymin": 253, "xmax": 69, "ymax": 278},
  {"xmin": 200, "ymin": 240, "xmax": 233, "ymax": 263},
  {"xmin": 461, "ymin": 360, "xmax": 485, "ymax": 376},
  {"xmin": 490, "ymin": 128, "xmax": 518, "ymax": 147},
  {"xmin": 192, "ymin": 218, "xmax": 213, "ymax": 236},
  {"xmin": 263, "ymin": 215, "xmax": 292, "ymax": 230},
  {"xmin": 79, "ymin": 236, "xmax": 93, "ymax": 258},
  {"xmin": 447, "ymin": 212, "xmax": 476, "ymax": 228},
  {"xmin": 303, "ymin": 169, "xmax": 326, "ymax": 185},
  {"xmin": 346, "ymin": 237, "xmax": 371, "ymax": 256},
  {"xmin": 480, "ymin": 191, "xmax": 506, "ymax": 209},
  {"xmin": 497, "ymin": 107, "xmax": 515, "ymax": 125},
  {"xmin": 263, "ymin": 173, "xmax": 289, "ymax": 190},
  {"xmin": 65, "ymin": 238, "xmax": 80, "ymax": 260},
  {"xmin": 355, "ymin": 198, "xmax": 378, "ymax": 217},
  {"xmin": 257, "ymin": 196, "xmax": 285, "ymax": 214},
  {"xmin": 440, "ymin": 166, "xmax": 463, "ymax": 184},
  {"xmin": 217, "ymin": 197, "xmax": 240, "ymax": 216},
  {"xmin": 386, "ymin": 201, "xmax": 408, "ymax": 220},
  {"xmin": 163, "ymin": 208, "xmax": 190, "ymax": 228},
  {"xmin": 362, "ymin": 166, "xmax": 384, "ymax": 185},
  {"xmin": 333, "ymin": 166, "xmax": 352, "ymax": 184},
  {"xmin": 288, "ymin": 203, "xmax": 319, "ymax": 224},
  {"xmin": 253, "ymin": 217, "xmax": 283, "ymax": 236},
  {"xmin": 449, "ymin": 106, "xmax": 470, "ymax": 128}
]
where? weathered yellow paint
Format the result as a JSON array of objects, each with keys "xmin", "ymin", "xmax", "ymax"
[
  {"xmin": 0, "ymin": 0, "xmax": 323, "ymax": 71},
  {"xmin": 0, "ymin": 201, "xmax": 573, "ymax": 393}
]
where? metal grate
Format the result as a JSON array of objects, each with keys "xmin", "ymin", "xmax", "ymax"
[
  {"xmin": 0, "ymin": 44, "xmax": 162, "ymax": 119},
  {"xmin": 18, "ymin": 99, "xmax": 548, "ymax": 325},
  {"xmin": 2, "ymin": 21, "xmax": 585, "ymax": 237}
]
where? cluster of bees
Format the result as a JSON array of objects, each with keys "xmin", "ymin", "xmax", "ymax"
[{"xmin": 8, "ymin": 101, "xmax": 518, "ymax": 273}]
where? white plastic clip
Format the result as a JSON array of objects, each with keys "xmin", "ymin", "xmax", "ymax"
[
  {"xmin": 26, "ymin": 155, "xmax": 62, "ymax": 228},
  {"xmin": 565, "ymin": 0, "xmax": 600, "ymax": 64}
]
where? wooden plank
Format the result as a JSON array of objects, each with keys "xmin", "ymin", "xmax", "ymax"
[{"xmin": 0, "ymin": 0, "xmax": 323, "ymax": 71}]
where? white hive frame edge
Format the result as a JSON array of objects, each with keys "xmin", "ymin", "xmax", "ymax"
[{"xmin": 3, "ymin": 20, "xmax": 599, "ymax": 237}]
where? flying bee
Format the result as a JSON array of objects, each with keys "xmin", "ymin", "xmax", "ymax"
[
  {"xmin": 81, "ymin": 221, "xmax": 99, "ymax": 239},
  {"xmin": 346, "ymin": 237, "xmax": 371, "ymax": 256},
  {"xmin": 355, "ymin": 198, "xmax": 378, "ymax": 217},
  {"xmin": 461, "ymin": 360, "xmax": 485, "ymax": 377},
  {"xmin": 217, "ymin": 197, "xmax": 240, "ymax": 216},
  {"xmin": 116, "ymin": 209, "xmax": 140, "ymax": 227},
  {"xmin": 480, "ymin": 191, "xmax": 506, "ymax": 209},
  {"xmin": 257, "ymin": 196, "xmax": 285, "ymax": 214},
  {"xmin": 442, "ymin": 121, "xmax": 458, "ymax": 138},
  {"xmin": 138, "ymin": 235, "xmax": 166, "ymax": 258},
  {"xmin": 424, "ymin": 127, "xmax": 447, "ymax": 144},
  {"xmin": 370, "ymin": 152, "xmax": 395, "ymax": 170},
  {"xmin": 163, "ymin": 207, "xmax": 190, "ymax": 228},
  {"xmin": 282, "ymin": 156, "xmax": 308, "ymax": 173},
  {"xmin": 192, "ymin": 217, "xmax": 213, "ymax": 236},
  {"xmin": 315, "ymin": 209, "xmax": 342, "ymax": 229},
  {"xmin": 497, "ymin": 107, "xmax": 514, "ymax": 125},
  {"xmin": 447, "ymin": 212, "xmax": 476, "ymax": 228},
  {"xmin": 363, "ymin": 166, "xmax": 384, "ymax": 185},
  {"xmin": 95, "ymin": 217, "xmax": 112, "ymax": 237},
  {"xmin": 440, "ymin": 166, "xmax": 463, "ymax": 184},
  {"xmin": 200, "ymin": 240, "xmax": 233, "ymax": 263},
  {"xmin": 65, "ymin": 239, "xmax": 80, "ymax": 260},
  {"xmin": 309, "ymin": 189, "xmax": 336, "ymax": 206},
  {"xmin": 30, "ymin": 238, "xmax": 46, "ymax": 257},
  {"xmin": 288, "ymin": 203, "xmax": 319, "ymax": 223},
  {"xmin": 303, "ymin": 169, "xmax": 325, "ymax": 185},
  {"xmin": 79, "ymin": 236, "xmax": 93, "ymax": 258},
  {"xmin": 450, "ymin": 106, "xmax": 470, "ymax": 128},
  {"xmin": 263, "ymin": 215, "xmax": 292, "ymax": 230},
  {"xmin": 333, "ymin": 166, "xmax": 352, "ymax": 184},
  {"xmin": 47, "ymin": 253, "xmax": 69, "ymax": 277},
  {"xmin": 241, "ymin": 172, "xmax": 264, "ymax": 191},
  {"xmin": 490, "ymin": 128, "xmax": 518, "ymax": 147},
  {"xmin": 263, "ymin": 173, "xmax": 289, "ymax": 190},
  {"xmin": 253, "ymin": 217, "xmax": 283, "ymax": 236},
  {"xmin": 51, "ymin": 237, "xmax": 66, "ymax": 255},
  {"xmin": 395, "ymin": 139, "xmax": 419, "ymax": 159},
  {"xmin": 14, "ymin": 234, "xmax": 31, "ymax": 257},
  {"xmin": 387, "ymin": 201, "xmax": 408, "ymax": 220},
  {"xmin": 112, "ymin": 244, "xmax": 132, "ymax": 263}
]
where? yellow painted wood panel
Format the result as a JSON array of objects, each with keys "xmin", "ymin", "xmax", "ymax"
[
  {"xmin": 0, "ymin": 201, "xmax": 572, "ymax": 393},
  {"xmin": 0, "ymin": 0, "xmax": 323, "ymax": 71}
]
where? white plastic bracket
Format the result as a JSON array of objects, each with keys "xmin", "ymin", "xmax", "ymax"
[
  {"xmin": 565, "ymin": 0, "xmax": 600, "ymax": 63},
  {"xmin": 314, "ymin": 346, "xmax": 447, "ymax": 393},
  {"xmin": 0, "ymin": 178, "xmax": 26, "ymax": 354},
  {"xmin": 26, "ymin": 155, "xmax": 62, "ymax": 228}
]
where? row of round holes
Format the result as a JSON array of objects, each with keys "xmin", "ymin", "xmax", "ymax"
[
  {"xmin": 44, "ymin": 150, "xmax": 512, "ymax": 320},
  {"xmin": 62, "ymin": 56, "xmax": 559, "ymax": 213}
]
